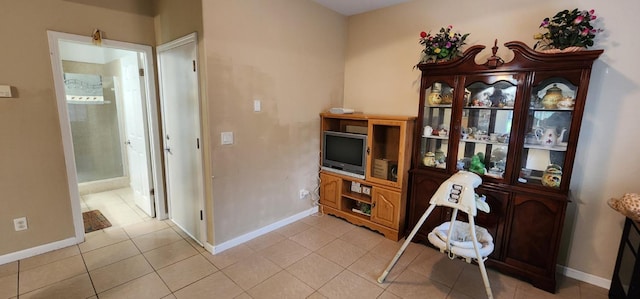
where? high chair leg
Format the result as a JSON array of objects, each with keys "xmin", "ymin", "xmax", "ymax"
[{"xmin": 469, "ymin": 216, "xmax": 493, "ymax": 299}]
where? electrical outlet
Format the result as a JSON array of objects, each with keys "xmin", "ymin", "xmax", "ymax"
[
  {"xmin": 299, "ymin": 189, "xmax": 309, "ymax": 200},
  {"xmin": 14, "ymin": 217, "xmax": 28, "ymax": 231}
]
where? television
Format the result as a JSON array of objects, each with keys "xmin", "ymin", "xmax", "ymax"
[{"xmin": 321, "ymin": 131, "xmax": 367, "ymax": 179}]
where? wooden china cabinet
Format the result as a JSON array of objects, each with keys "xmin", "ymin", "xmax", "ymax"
[{"xmin": 406, "ymin": 41, "xmax": 603, "ymax": 293}]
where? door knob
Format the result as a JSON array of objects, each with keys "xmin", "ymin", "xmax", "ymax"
[{"xmin": 124, "ymin": 140, "xmax": 131, "ymax": 145}]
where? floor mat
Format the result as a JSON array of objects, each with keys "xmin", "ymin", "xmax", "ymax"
[{"xmin": 82, "ymin": 210, "xmax": 112, "ymax": 233}]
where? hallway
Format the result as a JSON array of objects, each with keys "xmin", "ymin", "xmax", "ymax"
[{"xmin": 80, "ymin": 187, "xmax": 153, "ymax": 229}]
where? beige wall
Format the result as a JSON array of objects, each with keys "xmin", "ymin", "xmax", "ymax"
[
  {"xmin": 0, "ymin": 0, "xmax": 154, "ymax": 255},
  {"xmin": 201, "ymin": 0, "xmax": 346, "ymax": 243},
  {"xmin": 344, "ymin": 0, "xmax": 638, "ymax": 280},
  {"xmin": 153, "ymin": 0, "xmax": 203, "ymax": 45}
]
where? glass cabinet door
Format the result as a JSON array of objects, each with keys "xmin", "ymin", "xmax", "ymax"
[
  {"xmin": 518, "ymin": 78, "xmax": 576, "ymax": 188},
  {"xmin": 456, "ymin": 79, "xmax": 516, "ymax": 180},
  {"xmin": 368, "ymin": 119, "xmax": 404, "ymax": 188},
  {"xmin": 420, "ymin": 81, "xmax": 453, "ymax": 170}
]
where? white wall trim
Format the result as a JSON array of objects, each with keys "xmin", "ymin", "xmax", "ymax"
[
  {"xmin": 210, "ymin": 207, "xmax": 318, "ymax": 254},
  {"xmin": 557, "ymin": 264, "xmax": 611, "ymax": 289},
  {"xmin": 0, "ymin": 237, "xmax": 78, "ymax": 265},
  {"xmin": 47, "ymin": 31, "xmax": 87, "ymax": 243}
]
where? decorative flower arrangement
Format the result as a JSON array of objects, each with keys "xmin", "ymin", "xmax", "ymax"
[
  {"xmin": 419, "ymin": 25, "xmax": 469, "ymax": 63},
  {"xmin": 533, "ymin": 8, "xmax": 602, "ymax": 51}
]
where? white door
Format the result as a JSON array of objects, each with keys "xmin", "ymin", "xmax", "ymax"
[
  {"xmin": 157, "ymin": 33, "xmax": 204, "ymax": 243},
  {"xmin": 120, "ymin": 54, "xmax": 155, "ymax": 217}
]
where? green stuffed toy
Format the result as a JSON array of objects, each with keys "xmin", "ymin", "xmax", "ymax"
[{"xmin": 469, "ymin": 153, "xmax": 486, "ymax": 175}]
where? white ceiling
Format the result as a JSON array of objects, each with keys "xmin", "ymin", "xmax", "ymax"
[{"xmin": 313, "ymin": 0, "xmax": 410, "ymax": 16}]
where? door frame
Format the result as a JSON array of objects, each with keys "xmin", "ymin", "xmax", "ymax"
[
  {"xmin": 156, "ymin": 32, "xmax": 206, "ymax": 244},
  {"xmin": 47, "ymin": 31, "xmax": 167, "ymax": 241}
]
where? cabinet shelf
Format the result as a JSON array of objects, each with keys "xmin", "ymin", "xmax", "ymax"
[
  {"xmin": 422, "ymin": 135, "xmax": 448, "ymax": 140},
  {"xmin": 342, "ymin": 191, "xmax": 371, "ymax": 204},
  {"xmin": 523, "ymin": 144, "xmax": 567, "ymax": 151},
  {"xmin": 349, "ymin": 208, "xmax": 371, "ymax": 218},
  {"xmin": 464, "ymin": 106, "xmax": 514, "ymax": 110},
  {"xmin": 529, "ymin": 107, "xmax": 574, "ymax": 112},
  {"xmin": 460, "ymin": 139, "xmax": 509, "ymax": 146}
]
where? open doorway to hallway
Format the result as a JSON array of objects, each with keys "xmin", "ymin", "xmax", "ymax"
[{"xmin": 48, "ymin": 31, "xmax": 166, "ymax": 239}]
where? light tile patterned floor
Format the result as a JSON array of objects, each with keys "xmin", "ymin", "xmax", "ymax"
[{"xmin": 0, "ymin": 189, "xmax": 610, "ymax": 298}]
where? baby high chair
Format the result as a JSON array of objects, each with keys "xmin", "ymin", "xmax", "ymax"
[{"xmin": 377, "ymin": 171, "xmax": 494, "ymax": 299}]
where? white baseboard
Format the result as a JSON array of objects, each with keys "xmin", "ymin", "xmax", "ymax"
[
  {"xmin": 0, "ymin": 237, "xmax": 79, "ymax": 265},
  {"xmin": 557, "ymin": 264, "xmax": 611, "ymax": 289},
  {"xmin": 210, "ymin": 206, "xmax": 318, "ymax": 254}
]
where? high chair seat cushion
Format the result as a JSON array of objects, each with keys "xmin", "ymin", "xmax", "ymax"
[{"xmin": 428, "ymin": 221, "xmax": 494, "ymax": 258}]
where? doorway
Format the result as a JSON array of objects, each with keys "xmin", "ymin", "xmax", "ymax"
[{"xmin": 48, "ymin": 31, "xmax": 166, "ymax": 239}]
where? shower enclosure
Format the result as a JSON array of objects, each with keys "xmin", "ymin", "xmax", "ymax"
[
  {"xmin": 65, "ymin": 72, "xmax": 125, "ymax": 184},
  {"xmin": 58, "ymin": 40, "xmax": 150, "ymax": 196}
]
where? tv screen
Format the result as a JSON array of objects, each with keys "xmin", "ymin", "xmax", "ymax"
[{"xmin": 322, "ymin": 131, "xmax": 367, "ymax": 178}]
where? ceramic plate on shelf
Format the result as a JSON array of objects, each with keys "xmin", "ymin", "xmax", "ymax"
[{"xmin": 490, "ymin": 146, "xmax": 507, "ymax": 162}]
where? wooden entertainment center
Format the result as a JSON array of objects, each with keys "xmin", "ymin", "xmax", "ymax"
[{"xmin": 318, "ymin": 113, "xmax": 415, "ymax": 241}]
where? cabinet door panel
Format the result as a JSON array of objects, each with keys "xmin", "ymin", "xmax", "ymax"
[
  {"xmin": 456, "ymin": 75, "xmax": 522, "ymax": 183},
  {"xmin": 517, "ymin": 75, "xmax": 579, "ymax": 192},
  {"xmin": 407, "ymin": 173, "xmax": 447, "ymax": 240},
  {"xmin": 452, "ymin": 186, "xmax": 508, "ymax": 259},
  {"xmin": 320, "ymin": 173, "xmax": 341, "ymax": 209},
  {"xmin": 505, "ymin": 194, "xmax": 566, "ymax": 273},
  {"xmin": 367, "ymin": 120, "xmax": 406, "ymax": 189},
  {"xmin": 417, "ymin": 78, "xmax": 456, "ymax": 172},
  {"xmin": 371, "ymin": 187, "xmax": 400, "ymax": 229}
]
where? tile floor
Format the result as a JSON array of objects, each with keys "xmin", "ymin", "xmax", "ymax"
[{"xmin": 1, "ymin": 188, "xmax": 609, "ymax": 299}]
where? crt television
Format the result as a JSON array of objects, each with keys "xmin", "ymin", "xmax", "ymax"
[{"xmin": 321, "ymin": 131, "xmax": 367, "ymax": 179}]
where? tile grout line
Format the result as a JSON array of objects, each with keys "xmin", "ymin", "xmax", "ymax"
[
  {"xmin": 16, "ymin": 260, "xmax": 20, "ymax": 299},
  {"xmin": 150, "ymin": 225, "xmax": 208, "ymax": 296},
  {"xmin": 77, "ymin": 244, "xmax": 99, "ymax": 298},
  {"xmin": 88, "ymin": 226, "xmax": 164, "ymax": 297}
]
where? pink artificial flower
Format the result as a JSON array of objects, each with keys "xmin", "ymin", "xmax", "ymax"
[
  {"xmin": 540, "ymin": 18, "xmax": 550, "ymax": 28},
  {"xmin": 448, "ymin": 25, "xmax": 453, "ymax": 29},
  {"xmin": 574, "ymin": 15, "xmax": 584, "ymax": 24},
  {"xmin": 581, "ymin": 28, "xmax": 590, "ymax": 36},
  {"xmin": 446, "ymin": 41, "xmax": 452, "ymax": 48},
  {"xmin": 589, "ymin": 9, "xmax": 595, "ymax": 15},
  {"xmin": 591, "ymin": 14, "xmax": 597, "ymax": 20}
]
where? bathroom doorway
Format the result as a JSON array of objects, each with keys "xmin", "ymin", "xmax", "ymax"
[{"xmin": 48, "ymin": 31, "xmax": 166, "ymax": 238}]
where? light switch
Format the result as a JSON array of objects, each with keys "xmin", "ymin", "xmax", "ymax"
[
  {"xmin": 0, "ymin": 85, "xmax": 12, "ymax": 98},
  {"xmin": 253, "ymin": 99, "xmax": 261, "ymax": 112},
  {"xmin": 221, "ymin": 132, "xmax": 234, "ymax": 145}
]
